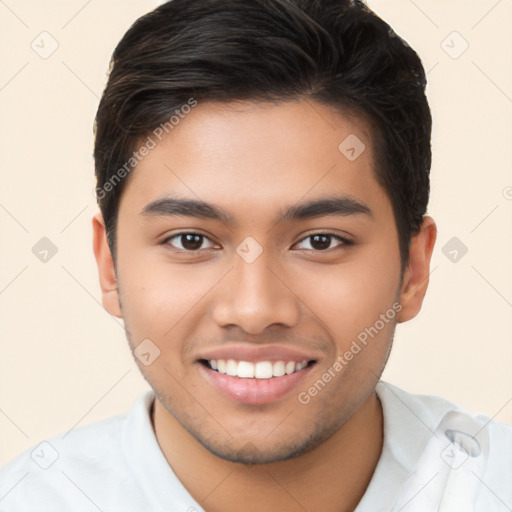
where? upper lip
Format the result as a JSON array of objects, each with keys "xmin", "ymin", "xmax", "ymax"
[{"xmin": 196, "ymin": 344, "xmax": 321, "ymax": 364}]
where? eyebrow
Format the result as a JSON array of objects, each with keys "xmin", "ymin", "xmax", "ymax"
[
  {"xmin": 140, "ymin": 195, "xmax": 372, "ymax": 226},
  {"xmin": 278, "ymin": 196, "xmax": 372, "ymax": 223}
]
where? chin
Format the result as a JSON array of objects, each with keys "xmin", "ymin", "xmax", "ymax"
[{"xmin": 190, "ymin": 419, "xmax": 339, "ymax": 465}]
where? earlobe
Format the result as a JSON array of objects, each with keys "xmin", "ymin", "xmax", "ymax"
[
  {"xmin": 92, "ymin": 212, "xmax": 123, "ymax": 318},
  {"xmin": 397, "ymin": 216, "xmax": 437, "ymax": 323}
]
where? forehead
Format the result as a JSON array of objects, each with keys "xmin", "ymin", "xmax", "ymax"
[{"xmin": 118, "ymin": 100, "xmax": 389, "ymax": 224}]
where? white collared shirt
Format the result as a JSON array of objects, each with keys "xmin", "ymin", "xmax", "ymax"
[{"xmin": 1, "ymin": 381, "xmax": 511, "ymax": 511}]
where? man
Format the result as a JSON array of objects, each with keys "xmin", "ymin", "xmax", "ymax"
[{"xmin": 1, "ymin": 0, "xmax": 510, "ymax": 510}]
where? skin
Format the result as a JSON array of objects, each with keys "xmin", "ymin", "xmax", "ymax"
[{"xmin": 93, "ymin": 100, "xmax": 436, "ymax": 512}]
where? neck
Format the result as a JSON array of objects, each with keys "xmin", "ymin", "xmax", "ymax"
[{"xmin": 152, "ymin": 391, "xmax": 384, "ymax": 512}]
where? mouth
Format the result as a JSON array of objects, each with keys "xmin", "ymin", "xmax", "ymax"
[
  {"xmin": 197, "ymin": 358, "xmax": 317, "ymax": 405},
  {"xmin": 200, "ymin": 358, "xmax": 314, "ymax": 378}
]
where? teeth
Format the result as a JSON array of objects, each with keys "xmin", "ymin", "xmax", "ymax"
[
  {"xmin": 237, "ymin": 361, "xmax": 255, "ymax": 378},
  {"xmin": 217, "ymin": 359, "xmax": 226, "ymax": 374},
  {"xmin": 226, "ymin": 359, "xmax": 238, "ymax": 376},
  {"xmin": 285, "ymin": 361, "xmax": 296, "ymax": 375},
  {"xmin": 207, "ymin": 359, "xmax": 309, "ymax": 378},
  {"xmin": 254, "ymin": 361, "xmax": 273, "ymax": 379},
  {"xmin": 272, "ymin": 361, "xmax": 286, "ymax": 377}
]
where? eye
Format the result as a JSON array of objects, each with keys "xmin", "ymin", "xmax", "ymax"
[
  {"xmin": 163, "ymin": 232, "xmax": 217, "ymax": 251},
  {"xmin": 294, "ymin": 233, "xmax": 350, "ymax": 251}
]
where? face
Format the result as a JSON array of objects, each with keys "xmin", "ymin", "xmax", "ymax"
[{"xmin": 94, "ymin": 100, "xmax": 434, "ymax": 464}]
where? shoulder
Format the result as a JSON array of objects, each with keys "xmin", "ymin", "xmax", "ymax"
[
  {"xmin": 0, "ymin": 392, "xmax": 154, "ymax": 511},
  {"xmin": 376, "ymin": 380, "xmax": 512, "ymax": 442},
  {"xmin": 376, "ymin": 381, "xmax": 512, "ymax": 509}
]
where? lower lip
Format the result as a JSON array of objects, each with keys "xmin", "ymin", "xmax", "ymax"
[{"xmin": 198, "ymin": 363, "xmax": 314, "ymax": 405}]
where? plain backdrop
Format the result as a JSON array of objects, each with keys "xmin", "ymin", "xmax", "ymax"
[{"xmin": 1, "ymin": 0, "xmax": 511, "ymax": 467}]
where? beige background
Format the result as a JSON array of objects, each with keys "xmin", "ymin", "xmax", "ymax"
[{"xmin": 1, "ymin": 0, "xmax": 511, "ymax": 467}]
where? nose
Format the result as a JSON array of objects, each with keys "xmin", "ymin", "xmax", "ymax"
[{"xmin": 211, "ymin": 250, "xmax": 301, "ymax": 335}]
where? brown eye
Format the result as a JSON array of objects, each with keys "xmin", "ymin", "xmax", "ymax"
[
  {"xmin": 163, "ymin": 232, "xmax": 216, "ymax": 251},
  {"xmin": 309, "ymin": 234, "xmax": 332, "ymax": 250},
  {"xmin": 180, "ymin": 234, "xmax": 204, "ymax": 250},
  {"xmin": 295, "ymin": 233, "xmax": 349, "ymax": 251}
]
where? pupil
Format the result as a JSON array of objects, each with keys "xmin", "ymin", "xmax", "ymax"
[
  {"xmin": 182, "ymin": 234, "xmax": 203, "ymax": 250},
  {"xmin": 311, "ymin": 234, "xmax": 330, "ymax": 250}
]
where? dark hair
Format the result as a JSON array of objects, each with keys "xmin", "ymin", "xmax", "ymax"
[{"xmin": 94, "ymin": 0, "xmax": 431, "ymax": 269}]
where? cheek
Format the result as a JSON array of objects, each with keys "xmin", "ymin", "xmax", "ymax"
[
  {"xmin": 116, "ymin": 248, "xmax": 221, "ymax": 342},
  {"xmin": 296, "ymin": 253, "xmax": 401, "ymax": 347}
]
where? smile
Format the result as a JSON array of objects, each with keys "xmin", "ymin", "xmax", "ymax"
[
  {"xmin": 204, "ymin": 359, "xmax": 311, "ymax": 378},
  {"xmin": 198, "ymin": 358, "xmax": 317, "ymax": 405}
]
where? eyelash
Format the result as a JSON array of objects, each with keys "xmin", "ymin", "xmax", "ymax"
[{"xmin": 161, "ymin": 232, "xmax": 352, "ymax": 253}]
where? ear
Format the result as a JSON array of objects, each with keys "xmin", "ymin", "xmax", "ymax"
[
  {"xmin": 396, "ymin": 216, "xmax": 437, "ymax": 323},
  {"xmin": 92, "ymin": 211, "xmax": 123, "ymax": 318}
]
